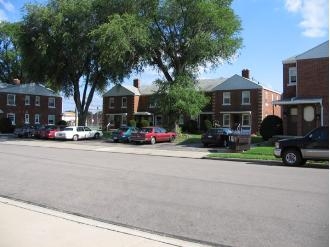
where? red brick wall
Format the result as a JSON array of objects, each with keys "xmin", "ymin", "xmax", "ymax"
[
  {"xmin": 282, "ymin": 63, "xmax": 297, "ymax": 98},
  {"xmin": 0, "ymin": 93, "xmax": 62, "ymax": 126}
]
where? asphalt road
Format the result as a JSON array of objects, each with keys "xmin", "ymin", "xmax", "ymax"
[{"xmin": 0, "ymin": 143, "xmax": 328, "ymax": 247}]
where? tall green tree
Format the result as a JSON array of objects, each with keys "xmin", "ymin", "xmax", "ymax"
[
  {"xmin": 19, "ymin": 0, "xmax": 144, "ymax": 125},
  {"xmin": 0, "ymin": 22, "xmax": 25, "ymax": 84},
  {"xmin": 95, "ymin": 0, "xmax": 242, "ymax": 128}
]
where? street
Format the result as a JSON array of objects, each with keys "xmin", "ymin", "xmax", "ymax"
[{"xmin": 0, "ymin": 142, "xmax": 328, "ymax": 247}]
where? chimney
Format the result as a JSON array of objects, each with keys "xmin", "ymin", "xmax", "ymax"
[
  {"xmin": 13, "ymin": 78, "xmax": 20, "ymax": 85},
  {"xmin": 133, "ymin": 78, "xmax": 140, "ymax": 89},
  {"xmin": 242, "ymin": 69, "xmax": 250, "ymax": 79}
]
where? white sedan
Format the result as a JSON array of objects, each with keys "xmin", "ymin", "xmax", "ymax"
[{"xmin": 55, "ymin": 126, "xmax": 103, "ymax": 141}]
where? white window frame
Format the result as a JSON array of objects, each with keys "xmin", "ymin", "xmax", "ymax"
[
  {"xmin": 288, "ymin": 67, "xmax": 297, "ymax": 85},
  {"xmin": 25, "ymin": 95, "xmax": 30, "ymax": 105},
  {"xmin": 121, "ymin": 97, "xmax": 127, "ymax": 108},
  {"xmin": 109, "ymin": 97, "xmax": 115, "ymax": 109},
  {"xmin": 48, "ymin": 115, "xmax": 55, "ymax": 125},
  {"xmin": 7, "ymin": 94, "xmax": 16, "ymax": 106},
  {"xmin": 48, "ymin": 97, "xmax": 55, "ymax": 108},
  {"xmin": 241, "ymin": 114, "xmax": 251, "ymax": 126},
  {"xmin": 222, "ymin": 92, "xmax": 231, "ymax": 105},
  {"xmin": 7, "ymin": 113, "xmax": 15, "ymax": 125},
  {"xmin": 223, "ymin": 114, "xmax": 230, "ymax": 127},
  {"xmin": 242, "ymin": 91, "xmax": 251, "ymax": 105},
  {"xmin": 35, "ymin": 96, "xmax": 40, "ymax": 106},
  {"xmin": 25, "ymin": 114, "xmax": 30, "ymax": 124},
  {"xmin": 35, "ymin": 114, "xmax": 40, "ymax": 124}
]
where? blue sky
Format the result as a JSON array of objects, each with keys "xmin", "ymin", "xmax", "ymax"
[{"xmin": 2, "ymin": 0, "xmax": 329, "ymax": 112}]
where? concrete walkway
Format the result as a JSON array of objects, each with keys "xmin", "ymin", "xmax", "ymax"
[
  {"xmin": 2, "ymin": 139, "xmax": 210, "ymax": 159},
  {"xmin": 0, "ymin": 197, "xmax": 209, "ymax": 247}
]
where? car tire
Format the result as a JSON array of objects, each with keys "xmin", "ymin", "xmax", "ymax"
[
  {"xmin": 169, "ymin": 136, "xmax": 175, "ymax": 142},
  {"xmin": 150, "ymin": 137, "xmax": 156, "ymax": 145},
  {"xmin": 94, "ymin": 133, "xmax": 100, "ymax": 139},
  {"xmin": 73, "ymin": 135, "xmax": 79, "ymax": 141},
  {"xmin": 282, "ymin": 148, "xmax": 302, "ymax": 166}
]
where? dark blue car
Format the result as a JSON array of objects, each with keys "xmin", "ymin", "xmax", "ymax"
[{"xmin": 111, "ymin": 127, "xmax": 139, "ymax": 143}]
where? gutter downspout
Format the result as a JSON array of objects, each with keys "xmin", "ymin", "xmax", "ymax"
[{"xmin": 320, "ymin": 101, "xmax": 323, "ymax": 126}]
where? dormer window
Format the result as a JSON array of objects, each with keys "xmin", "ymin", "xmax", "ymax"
[{"xmin": 288, "ymin": 67, "xmax": 297, "ymax": 85}]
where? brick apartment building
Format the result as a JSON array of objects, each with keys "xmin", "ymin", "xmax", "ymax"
[
  {"xmin": 103, "ymin": 70, "xmax": 281, "ymax": 134},
  {"xmin": 0, "ymin": 81, "xmax": 62, "ymax": 126},
  {"xmin": 273, "ymin": 41, "xmax": 329, "ymax": 136}
]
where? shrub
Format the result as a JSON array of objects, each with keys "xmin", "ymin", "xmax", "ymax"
[
  {"xmin": 0, "ymin": 117, "xmax": 14, "ymax": 133},
  {"xmin": 259, "ymin": 115, "xmax": 283, "ymax": 140},
  {"xmin": 204, "ymin": 119, "xmax": 212, "ymax": 130},
  {"xmin": 57, "ymin": 120, "xmax": 67, "ymax": 126},
  {"xmin": 128, "ymin": 119, "xmax": 136, "ymax": 127},
  {"xmin": 140, "ymin": 119, "xmax": 149, "ymax": 127}
]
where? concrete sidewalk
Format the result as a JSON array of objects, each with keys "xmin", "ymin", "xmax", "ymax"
[
  {"xmin": 3, "ymin": 139, "xmax": 209, "ymax": 159},
  {"xmin": 0, "ymin": 197, "xmax": 209, "ymax": 247}
]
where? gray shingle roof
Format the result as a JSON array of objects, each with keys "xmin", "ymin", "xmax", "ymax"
[{"xmin": 0, "ymin": 83, "xmax": 59, "ymax": 97}]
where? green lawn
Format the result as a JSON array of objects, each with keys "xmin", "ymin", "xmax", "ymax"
[{"xmin": 207, "ymin": 146, "xmax": 280, "ymax": 161}]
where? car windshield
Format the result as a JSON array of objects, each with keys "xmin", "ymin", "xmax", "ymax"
[
  {"xmin": 141, "ymin": 128, "xmax": 153, "ymax": 133},
  {"xmin": 119, "ymin": 128, "xmax": 129, "ymax": 132}
]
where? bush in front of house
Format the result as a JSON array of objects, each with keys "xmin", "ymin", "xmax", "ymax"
[
  {"xmin": 259, "ymin": 115, "xmax": 283, "ymax": 140},
  {"xmin": 128, "ymin": 119, "xmax": 136, "ymax": 127},
  {"xmin": 0, "ymin": 117, "xmax": 14, "ymax": 133},
  {"xmin": 204, "ymin": 119, "xmax": 212, "ymax": 131}
]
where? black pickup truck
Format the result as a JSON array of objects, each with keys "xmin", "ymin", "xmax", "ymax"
[{"xmin": 274, "ymin": 126, "xmax": 329, "ymax": 166}]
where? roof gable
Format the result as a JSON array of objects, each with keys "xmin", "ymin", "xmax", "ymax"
[
  {"xmin": 0, "ymin": 83, "xmax": 59, "ymax": 97},
  {"xmin": 103, "ymin": 84, "xmax": 140, "ymax": 97},
  {"xmin": 213, "ymin": 74, "xmax": 263, "ymax": 91},
  {"xmin": 283, "ymin": 40, "xmax": 329, "ymax": 64}
]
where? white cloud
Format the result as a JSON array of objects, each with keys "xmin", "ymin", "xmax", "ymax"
[
  {"xmin": 285, "ymin": 0, "xmax": 329, "ymax": 38},
  {"xmin": 0, "ymin": 0, "xmax": 14, "ymax": 12}
]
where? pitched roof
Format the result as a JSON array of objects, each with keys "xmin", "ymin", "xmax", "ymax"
[
  {"xmin": 213, "ymin": 74, "xmax": 263, "ymax": 91},
  {"xmin": 0, "ymin": 82, "xmax": 11, "ymax": 88},
  {"xmin": 103, "ymin": 84, "xmax": 141, "ymax": 97},
  {"xmin": 283, "ymin": 40, "xmax": 329, "ymax": 64},
  {"xmin": 0, "ymin": 83, "xmax": 59, "ymax": 97}
]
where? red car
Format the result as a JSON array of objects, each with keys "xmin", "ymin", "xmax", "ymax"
[
  {"xmin": 130, "ymin": 127, "xmax": 176, "ymax": 144},
  {"xmin": 40, "ymin": 125, "xmax": 65, "ymax": 139}
]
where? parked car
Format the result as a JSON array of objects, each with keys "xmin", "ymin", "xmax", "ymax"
[
  {"xmin": 130, "ymin": 127, "xmax": 176, "ymax": 144},
  {"xmin": 14, "ymin": 125, "xmax": 35, "ymax": 138},
  {"xmin": 40, "ymin": 125, "xmax": 66, "ymax": 139},
  {"xmin": 274, "ymin": 126, "xmax": 329, "ymax": 166},
  {"xmin": 55, "ymin": 126, "xmax": 103, "ymax": 141},
  {"xmin": 201, "ymin": 127, "xmax": 233, "ymax": 147},
  {"xmin": 32, "ymin": 125, "xmax": 44, "ymax": 138},
  {"xmin": 111, "ymin": 126, "xmax": 139, "ymax": 143}
]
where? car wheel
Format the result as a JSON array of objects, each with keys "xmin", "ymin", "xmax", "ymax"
[
  {"xmin": 94, "ymin": 133, "xmax": 100, "ymax": 139},
  {"xmin": 150, "ymin": 137, "xmax": 156, "ymax": 145},
  {"xmin": 169, "ymin": 136, "xmax": 175, "ymax": 142},
  {"xmin": 73, "ymin": 135, "xmax": 79, "ymax": 141},
  {"xmin": 282, "ymin": 148, "xmax": 302, "ymax": 166}
]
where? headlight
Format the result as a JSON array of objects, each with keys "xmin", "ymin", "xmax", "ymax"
[{"xmin": 275, "ymin": 142, "xmax": 280, "ymax": 149}]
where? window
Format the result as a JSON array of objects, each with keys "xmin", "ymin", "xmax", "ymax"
[
  {"xmin": 223, "ymin": 92, "xmax": 231, "ymax": 105},
  {"xmin": 149, "ymin": 97, "xmax": 157, "ymax": 108},
  {"xmin": 48, "ymin": 115, "xmax": 55, "ymax": 125},
  {"xmin": 122, "ymin": 97, "xmax": 127, "ymax": 108},
  {"xmin": 109, "ymin": 97, "xmax": 115, "ymax": 108},
  {"xmin": 242, "ymin": 91, "xmax": 250, "ymax": 105},
  {"xmin": 7, "ymin": 113, "xmax": 15, "ymax": 125},
  {"xmin": 7, "ymin": 94, "xmax": 15, "ymax": 106},
  {"xmin": 25, "ymin": 95, "xmax": 30, "ymax": 105},
  {"xmin": 35, "ymin": 96, "xmax": 40, "ymax": 106},
  {"xmin": 242, "ymin": 114, "xmax": 251, "ymax": 126},
  {"xmin": 25, "ymin": 114, "xmax": 30, "ymax": 124},
  {"xmin": 288, "ymin": 67, "xmax": 297, "ymax": 85},
  {"xmin": 35, "ymin": 114, "xmax": 40, "ymax": 124},
  {"xmin": 48, "ymin": 98, "xmax": 55, "ymax": 108},
  {"xmin": 223, "ymin": 114, "xmax": 230, "ymax": 127}
]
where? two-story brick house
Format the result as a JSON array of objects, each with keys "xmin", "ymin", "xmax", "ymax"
[
  {"xmin": 273, "ymin": 41, "xmax": 329, "ymax": 136},
  {"xmin": 212, "ymin": 70, "xmax": 281, "ymax": 134},
  {"xmin": 0, "ymin": 82, "xmax": 62, "ymax": 126},
  {"xmin": 103, "ymin": 70, "xmax": 281, "ymax": 134}
]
